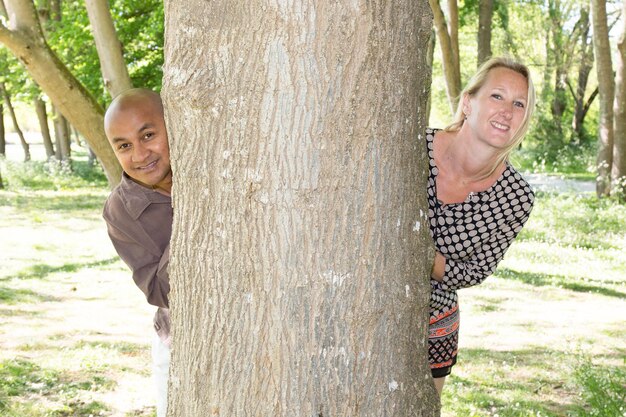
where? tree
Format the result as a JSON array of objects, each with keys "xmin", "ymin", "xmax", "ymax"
[
  {"xmin": 34, "ymin": 96, "xmax": 55, "ymax": 159},
  {"xmin": 85, "ymin": 0, "xmax": 132, "ymax": 97},
  {"xmin": 0, "ymin": 0, "xmax": 122, "ymax": 186},
  {"xmin": 591, "ymin": 0, "xmax": 614, "ymax": 197},
  {"xmin": 568, "ymin": 4, "xmax": 597, "ymax": 141},
  {"xmin": 612, "ymin": 0, "xmax": 626, "ymax": 199},
  {"xmin": 1, "ymin": 81, "xmax": 30, "ymax": 161},
  {"xmin": 429, "ymin": 0, "xmax": 461, "ymax": 113},
  {"xmin": 477, "ymin": 0, "xmax": 493, "ymax": 66},
  {"xmin": 163, "ymin": 1, "xmax": 439, "ymax": 415}
]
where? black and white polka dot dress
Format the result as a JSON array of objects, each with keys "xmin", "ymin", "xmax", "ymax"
[{"xmin": 425, "ymin": 128, "xmax": 534, "ymax": 377}]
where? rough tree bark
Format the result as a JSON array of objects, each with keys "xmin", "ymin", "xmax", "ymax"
[
  {"xmin": 591, "ymin": 0, "xmax": 615, "ymax": 197},
  {"xmin": 0, "ymin": 0, "xmax": 122, "ymax": 186},
  {"xmin": 163, "ymin": 1, "xmax": 438, "ymax": 416},
  {"xmin": 477, "ymin": 0, "xmax": 493, "ymax": 66},
  {"xmin": 429, "ymin": 0, "xmax": 461, "ymax": 113},
  {"xmin": 34, "ymin": 97, "xmax": 55, "ymax": 158},
  {"xmin": 85, "ymin": 0, "xmax": 132, "ymax": 97},
  {"xmin": 611, "ymin": 0, "xmax": 626, "ymax": 198},
  {"xmin": 1, "ymin": 82, "xmax": 30, "ymax": 161}
]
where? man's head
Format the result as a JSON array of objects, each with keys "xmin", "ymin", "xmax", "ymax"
[{"xmin": 105, "ymin": 88, "xmax": 172, "ymax": 192}]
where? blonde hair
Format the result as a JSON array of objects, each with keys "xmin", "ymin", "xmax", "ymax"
[{"xmin": 445, "ymin": 57, "xmax": 536, "ymax": 171}]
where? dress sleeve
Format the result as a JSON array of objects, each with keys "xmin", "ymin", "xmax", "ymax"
[
  {"xmin": 106, "ymin": 221, "xmax": 170, "ymax": 308},
  {"xmin": 436, "ymin": 197, "xmax": 534, "ymax": 291}
]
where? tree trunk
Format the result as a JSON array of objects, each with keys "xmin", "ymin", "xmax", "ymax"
[
  {"xmin": 426, "ymin": 29, "xmax": 436, "ymax": 124},
  {"xmin": 571, "ymin": 5, "xmax": 594, "ymax": 139},
  {"xmin": 34, "ymin": 97, "xmax": 55, "ymax": 158},
  {"xmin": 612, "ymin": 0, "xmax": 626, "ymax": 199},
  {"xmin": 477, "ymin": 0, "xmax": 493, "ymax": 66},
  {"xmin": 591, "ymin": 0, "xmax": 615, "ymax": 197},
  {"xmin": 1, "ymin": 82, "xmax": 30, "ymax": 161},
  {"xmin": 85, "ymin": 0, "xmax": 132, "ymax": 97},
  {"xmin": 163, "ymin": 1, "xmax": 438, "ymax": 416},
  {"xmin": 0, "ymin": 103, "xmax": 5, "ymax": 156},
  {"xmin": 429, "ymin": 0, "xmax": 461, "ymax": 114},
  {"xmin": 0, "ymin": 0, "xmax": 122, "ymax": 186},
  {"xmin": 53, "ymin": 108, "xmax": 71, "ymax": 161}
]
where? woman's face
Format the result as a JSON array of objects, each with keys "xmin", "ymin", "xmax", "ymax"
[{"xmin": 463, "ymin": 67, "xmax": 528, "ymax": 149}]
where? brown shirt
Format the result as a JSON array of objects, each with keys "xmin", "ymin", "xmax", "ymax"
[{"xmin": 103, "ymin": 173, "xmax": 172, "ymax": 343}]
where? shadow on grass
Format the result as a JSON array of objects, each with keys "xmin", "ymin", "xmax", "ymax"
[
  {"xmin": 2, "ymin": 257, "xmax": 119, "ymax": 281},
  {"xmin": 0, "ymin": 286, "xmax": 54, "ymax": 305},
  {"xmin": 0, "ymin": 358, "xmax": 111, "ymax": 415},
  {"xmin": 0, "ymin": 192, "xmax": 107, "ymax": 212},
  {"xmin": 496, "ymin": 267, "xmax": 626, "ymax": 299},
  {"xmin": 444, "ymin": 347, "xmax": 612, "ymax": 417}
]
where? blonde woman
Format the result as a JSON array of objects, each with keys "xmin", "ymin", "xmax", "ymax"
[{"xmin": 426, "ymin": 57, "xmax": 536, "ymax": 394}]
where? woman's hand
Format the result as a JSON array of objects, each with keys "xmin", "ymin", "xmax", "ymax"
[{"xmin": 431, "ymin": 252, "xmax": 446, "ymax": 282}]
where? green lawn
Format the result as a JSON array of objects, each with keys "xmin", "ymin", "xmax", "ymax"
[{"xmin": 1, "ymin": 158, "xmax": 624, "ymax": 416}]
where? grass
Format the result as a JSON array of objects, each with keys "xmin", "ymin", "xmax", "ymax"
[{"xmin": 1, "ymin": 157, "xmax": 625, "ymax": 416}]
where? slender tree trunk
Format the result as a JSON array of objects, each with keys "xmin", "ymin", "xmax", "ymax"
[
  {"xmin": 34, "ymin": 97, "xmax": 55, "ymax": 158},
  {"xmin": 612, "ymin": 0, "xmax": 626, "ymax": 199},
  {"xmin": 591, "ymin": 0, "xmax": 615, "ymax": 197},
  {"xmin": 85, "ymin": 0, "xmax": 132, "ymax": 97},
  {"xmin": 0, "ymin": 103, "xmax": 5, "ymax": 156},
  {"xmin": 163, "ymin": 1, "xmax": 438, "ymax": 416},
  {"xmin": 0, "ymin": 0, "xmax": 122, "ymax": 186},
  {"xmin": 1, "ymin": 82, "xmax": 30, "ymax": 161},
  {"xmin": 429, "ymin": 0, "xmax": 461, "ymax": 113},
  {"xmin": 0, "ymin": 164, "xmax": 4, "ymax": 189},
  {"xmin": 477, "ymin": 0, "xmax": 493, "ymax": 66},
  {"xmin": 53, "ymin": 108, "xmax": 70, "ymax": 161}
]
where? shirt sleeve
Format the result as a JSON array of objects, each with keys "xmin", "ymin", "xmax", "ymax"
[
  {"xmin": 106, "ymin": 221, "xmax": 170, "ymax": 308},
  {"xmin": 435, "ymin": 199, "xmax": 533, "ymax": 292}
]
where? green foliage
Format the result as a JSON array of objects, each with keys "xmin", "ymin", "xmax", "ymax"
[
  {"xmin": 517, "ymin": 192, "xmax": 626, "ymax": 249},
  {"xmin": 572, "ymin": 359, "xmax": 626, "ymax": 417},
  {"xmin": 0, "ymin": 157, "xmax": 108, "ymax": 191},
  {"xmin": 45, "ymin": 0, "xmax": 163, "ymax": 107},
  {"xmin": 0, "ymin": 359, "xmax": 111, "ymax": 416}
]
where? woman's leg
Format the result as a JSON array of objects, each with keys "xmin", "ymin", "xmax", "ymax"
[{"xmin": 433, "ymin": 376, "xmax": 446, "ymax": 395}]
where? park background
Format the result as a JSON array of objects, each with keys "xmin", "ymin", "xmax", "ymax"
[{"xmin": 0, "ymin": 0, "xmax": 625, "ymax": 416}]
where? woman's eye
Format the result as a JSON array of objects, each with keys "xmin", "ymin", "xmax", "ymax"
[
  {"xmin": 514, "ymin": 101, "xmax": 525, "ymax": 108},
  {"xmin": 491, "ymin": 94, "xmax": 502, "ymax": 100}
]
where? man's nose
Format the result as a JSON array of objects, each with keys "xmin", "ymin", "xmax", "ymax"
[{"xmin": 132, "ymin": 143, "xmax": 150, "ymax": 162}]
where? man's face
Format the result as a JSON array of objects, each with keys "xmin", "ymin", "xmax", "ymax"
[{"xmin": 105, "ymin": 99, "xmax": 172, "ymax": 191}]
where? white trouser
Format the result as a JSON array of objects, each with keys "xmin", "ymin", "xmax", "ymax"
[{"xmin": 151, "ymin": 334, "xmax": 171, "ymax": 417}]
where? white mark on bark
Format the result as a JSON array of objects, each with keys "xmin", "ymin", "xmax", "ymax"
[
  {"xmin": 388, "ymin": 380, "xmax": 399, "ymax": 392},
  {"xmin": 223, "ymin": 150, "xmax": 231, "ymax": 159},
  {"xmin": 396, "ymin": 218, "xmax": 401, "ymax": 228},
  {"xmin": 323, "ymin": 270, "xmax": 350, "ymax": 287},
  {"xmin": 405, "ymin": 285, "xmax": 410, "ymax": 298},
  {"xmin": 413, "ymin": 221, "xmax": 421, "ymax": 231},
  {"xmin": 244, "ymin": 293, "xmax": 253, "ymax": 303}
]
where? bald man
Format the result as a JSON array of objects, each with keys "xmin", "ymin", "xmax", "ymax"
[{"xmin": 102, "ymin": 88, "xmax": 171, "ymax": 417}]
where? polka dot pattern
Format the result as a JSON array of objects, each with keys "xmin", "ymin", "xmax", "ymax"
[{"xmin": 425, "ymin": 127, "xmax": 535, "ymax": 373}]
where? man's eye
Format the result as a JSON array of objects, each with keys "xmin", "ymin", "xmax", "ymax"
[
  {"xmin": 143, "ymin": 132, "xmax": 154, "ymax": 140},
  {"xmin": 118, "ymin": 143, "xmax": 130, "ymax": 151}
]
